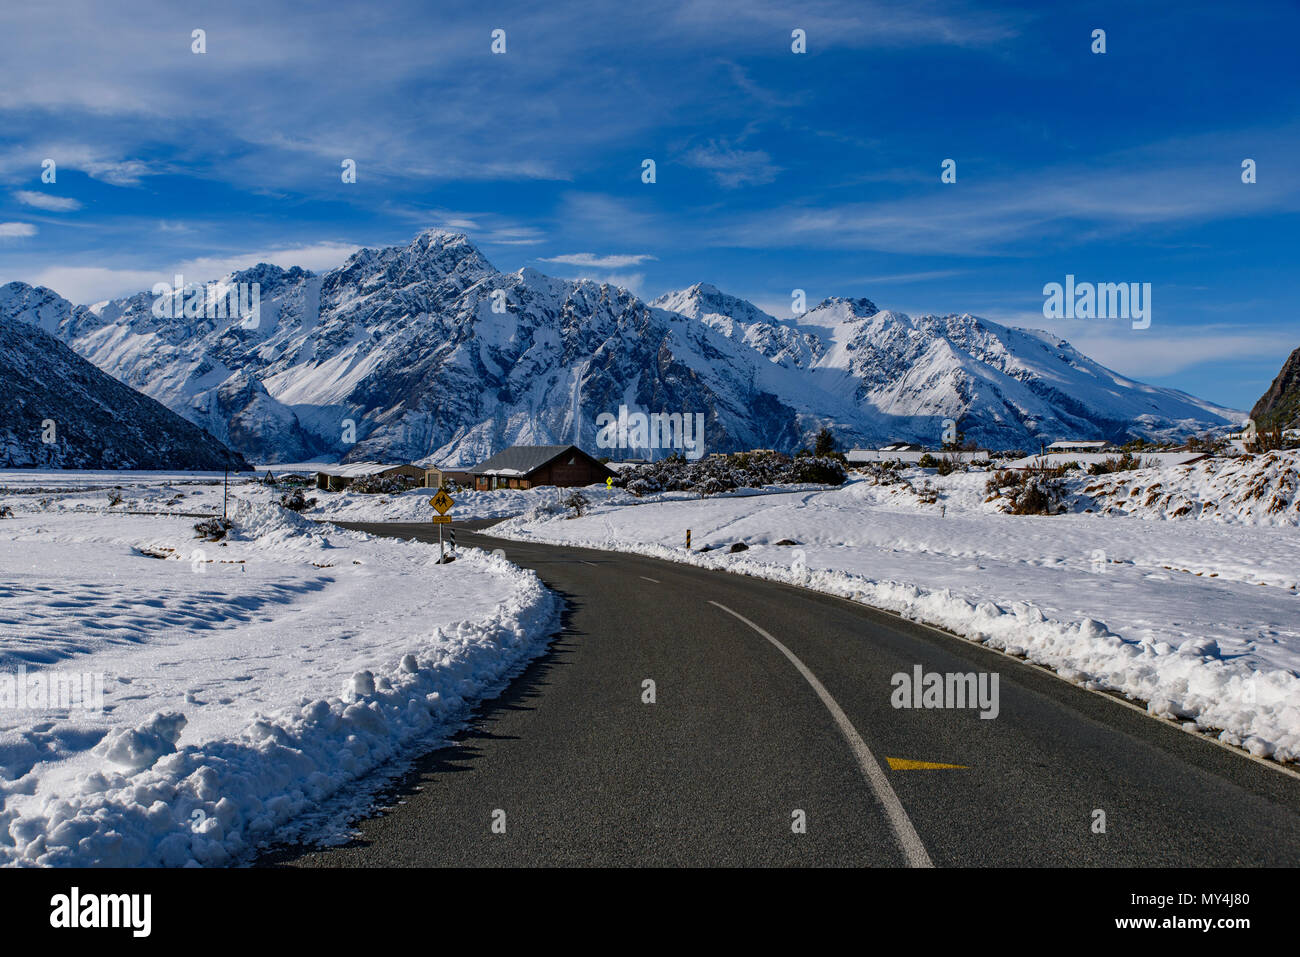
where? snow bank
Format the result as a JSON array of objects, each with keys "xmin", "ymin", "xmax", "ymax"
[{"xmin": 0, "ymin": 507, "xmax": 560, "ymax": 866}]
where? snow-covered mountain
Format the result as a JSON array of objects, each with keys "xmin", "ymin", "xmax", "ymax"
[
  {"xmin": 0, "ymin": 311, "xmax": 249, "ymax": 470},
  {"xmin": 0, "ymin": 231, "xmax": 1239, "ymax": 465},
  {"xmin": 653, "ymin": 283, "xmax": 1241, "ymax": 450}
]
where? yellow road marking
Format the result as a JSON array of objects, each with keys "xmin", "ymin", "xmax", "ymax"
[{"xmin": 887, "ymin": 758, "xmax": 969, "ymax": 770}]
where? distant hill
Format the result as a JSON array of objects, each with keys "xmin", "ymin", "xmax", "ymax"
[
  {"xmin": 0, "ymin": 312, "xmax": 250, "ymax": 470},
  {"xmin": 1250, "ymin": 347, "xmax": 1300, "ymax": 431}
]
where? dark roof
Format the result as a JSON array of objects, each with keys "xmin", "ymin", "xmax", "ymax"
[{"xmin": 471, "ymin": 444, "xmax": 603, "ymax": 476}]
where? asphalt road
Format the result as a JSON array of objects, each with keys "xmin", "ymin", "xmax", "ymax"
[{"xmin": 266, "ymin": 519, "xmax": 1300, "ymax": 867}]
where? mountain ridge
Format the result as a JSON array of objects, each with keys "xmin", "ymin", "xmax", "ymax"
[
  {"xmin": 0, "ymin": 229, "xmax": 1241, "ymax": 465},
  {"xmin": 0, "ymin": 314, "xmax": 250, "ymax": 471},
  {"xmin": 1250, "ymin": 346, "xmax": 1300, "ymax": 431}
]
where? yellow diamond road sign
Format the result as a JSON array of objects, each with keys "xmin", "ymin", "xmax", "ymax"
[{"xmin": 430, "ymin": 490, "xmax": 454, "ymax": 514}]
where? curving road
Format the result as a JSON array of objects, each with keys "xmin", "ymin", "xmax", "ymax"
[{"xmin": 267, "ymin": 519, "xmax": 1300, "ymax": 867}]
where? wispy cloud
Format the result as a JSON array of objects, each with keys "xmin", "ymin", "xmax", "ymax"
[
  {"xmin": 13, "ymin": 190, "xmax": 82, "ymax": 211},
  {"xmin": 538, "ymin": 253, "xmax": 657, "ymax": 269},
  {"xmin": 668, "ymin": 0, "xmax": 1024, "ymax": 49},
  {"xmin": 681, "ymin": 140, "xmax": 781, "ymax": 188},
  {"xmin": 0, "ymin": 222, "xmax": 37, "ymax": 238},
  {"xmin": 702, "ymin": 126, "xmax": 1300, "ymax": 254},
  {"xmin": 852, "ymin": 268, "xmax": 969, "ymax": 284}
]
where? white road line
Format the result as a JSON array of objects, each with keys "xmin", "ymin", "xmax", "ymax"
[
  {"xmin": 581, "ymin": 560, "xmax": 598, "ymax": 566},
  {"xmin": 639, "ymin": 576, "xmax": 660, "ymax": 584},
  {"xmin": 708, "ymin": 600, "xmax": 934, "ymax": 869}
]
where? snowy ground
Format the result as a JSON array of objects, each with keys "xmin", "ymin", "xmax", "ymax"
[
  {"xmin": 494, "ymin": 468, "xmax": 1300, "ymax": 765},
  {"xmin": 0, "ymin": 499, "xmax": 558, "ymax": 866},
  {"xmin": 0, "ymin": 469, "xmax": 809, "ymax": 523}
]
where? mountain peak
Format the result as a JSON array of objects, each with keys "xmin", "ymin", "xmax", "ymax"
[{"xmin": 812, "ymin": 296, "xmax": 879, "ymax": 317}]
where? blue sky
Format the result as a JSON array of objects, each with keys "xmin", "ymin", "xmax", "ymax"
[{"xmin": 0, "ymin": 0, "xmax": 1296, "ymax": 410}]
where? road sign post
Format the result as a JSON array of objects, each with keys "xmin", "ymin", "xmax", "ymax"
[{"xmin": 429, "ymin": 491, "xmax": 455, "ymax": 563}]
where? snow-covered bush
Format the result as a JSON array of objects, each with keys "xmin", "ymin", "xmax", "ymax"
[
  {"xmin": 194, "ymin": 516, "xmax": 234, "ymax": 541},
  {"xmin": 1087, "ymin": 452, "xmax": 1157, "ymax": 475},
  {"xmin": 858, "ymin": 461, "xmax": 903, "ymax": 486},
  {"xmin": 912, "ymin": 479, "xmax": 940, "ymax": 504},
  {"xmin": 613, "ymin": 451, "xmax": 845, "ymax": 497},
  {"xmin": 349, "ymin": 474, "xmax": 419, "ymax": 495},
  {"xmin": 279, "ymin": 488, "xmax": 317, "ymax": 512},
  {"xmin": 984, "ymin": 468, "xmax": 1068, "ymax": 515}
]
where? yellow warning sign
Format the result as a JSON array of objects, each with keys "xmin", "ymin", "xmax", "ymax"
[{"xmin": 430, "ymin": 490, "xmax": 455, "ymax": 514}]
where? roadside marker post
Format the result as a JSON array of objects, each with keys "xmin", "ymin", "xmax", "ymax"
[{"xmin": 686, "ymin": 529, "xmax": 691, "ymax": 550}]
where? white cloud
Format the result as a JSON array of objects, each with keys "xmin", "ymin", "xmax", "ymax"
[
  {"xmin": 14, "ymin": 190, "xmax": 82, "ymax": 212},
  {"xmin": 0, "ymin": 222, "xmax": 37, "ymax": 238},
  {"xmin": 173, "ymin": 242, "xmax": 360, "ymax": 280},
  {"xmin": 538, "ymin": 253, "xmax": 657, "ymax": 269},
  {"xmin": 980, "ymin": 309, "xmax": 1294, "ymax": 379},
  {"xmin": 0, "ymin": 143, "xmax": 154, "ymax": 187},
  {"xmin": 11, "ymin": 241, "xmax": 362, "ymax": 303},
  {"xmin": 15, "ymin": 266, "xmax": 160, "ymax": 303}
]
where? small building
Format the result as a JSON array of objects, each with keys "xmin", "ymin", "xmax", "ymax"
[
  {"xmin": 314, "ymin": 462, "xmax": 424, "ymax": 491},
  {"xmin": 423, "ymin": 466, "xmax": 474, "ymax": 489},
  {"xmin": 1003, "ymin": 452, "xmax": 1208, "ymax": 471},
  {"xmin": 1046, "ymin": 440, "xmax": 1111, "ymax": 454},
  {"xmin": 847, "ymin": 444, "xmax": 988, "ymax": 465},
  {"xmin": 470, "ymin": 445, "xmax": 615, "ymax": 491}
]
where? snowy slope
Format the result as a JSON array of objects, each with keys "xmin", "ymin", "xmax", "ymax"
[
  {"xmin": 1081, "ymin": 450, "xmax": 1300, "ymax": 526},
  {"xmin": 2, "ymin": 230, "xmax": 1239, "ymax": 465},
  {"xmin": 0, "ymin": 314, "xmax": 249, "ymax": 471}
]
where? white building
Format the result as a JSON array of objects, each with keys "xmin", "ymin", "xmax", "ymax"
[{"xmin": 847, "ymin": 445, "xmax": 989, "ymax": 465}]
